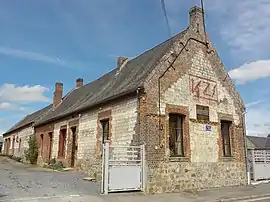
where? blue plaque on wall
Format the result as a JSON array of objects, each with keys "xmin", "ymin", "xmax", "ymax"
[{"xmin": 205, "ymin": 125, "xmax": 211, "ymax": 131}]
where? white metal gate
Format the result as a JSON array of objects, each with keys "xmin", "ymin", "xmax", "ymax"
[
  {"xmin": 250, "ymin": 149, "xmax": 270, "ymax": 181},
  {"xmin": 101, "ymin": 141, "xmax": 145, "ymax": 195}
]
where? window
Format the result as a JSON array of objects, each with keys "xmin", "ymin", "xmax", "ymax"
[
  {"xmin": 101, "ymin": 119, "xmax": 109, "ymax": 144},
  {"xmin": 58, "ymin": 129, "xmax": 66, "ymax": 157},
  {"xmin": 221, "ymin": 121, "xmax": 232, "ymax": 157},
  {"xmin": 169, "ymin": 114, "xmax": 184, "ymax": 157},
  {"xmin": 196, "ymin": 105, "xmax": 209, "ymax": 121}
]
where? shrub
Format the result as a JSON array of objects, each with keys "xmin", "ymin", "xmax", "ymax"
[{"xmin": 24, "ymin": 135, "xmax": 38, "ymax": 164}]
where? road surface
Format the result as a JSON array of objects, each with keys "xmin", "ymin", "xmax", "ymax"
[{"xmin": 0, "ymin": 156, "xmax": 99, "ymax": 201}]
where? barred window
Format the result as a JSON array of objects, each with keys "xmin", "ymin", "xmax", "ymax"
[{"xmin": 169, "ymin": 114, "xmax": 184, "ymax": 157}]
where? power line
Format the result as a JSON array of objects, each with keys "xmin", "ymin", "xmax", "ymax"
[{"xmin": 160, "ymin": 0, "xmax": 172, "ymax": 38}]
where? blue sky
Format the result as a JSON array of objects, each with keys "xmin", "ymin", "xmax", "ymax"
[{"xmin": 0, "ymin": 0, "xmax": 269, "ymax": 136}]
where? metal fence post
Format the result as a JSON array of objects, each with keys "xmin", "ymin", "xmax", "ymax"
[
  {"xmin": 103, "ymin": 141, "xmax": 110, "ymax": 195},
  {"xmin": 252, "ymin": 149, "xmax": 256, "ymax": 181},
  {"xmin": 101, "ymin": 143, "xmax": 105, "ymax": 194},
  {"xmin": 141, "ymin": 144, "xmax": 147, "ymax": 192}
]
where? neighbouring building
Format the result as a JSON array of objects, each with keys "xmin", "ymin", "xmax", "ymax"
[
  {"xmin": 246, "ymin": 135, "xmax": 270, "ymax": 149},
  {"xmin": 1, "ymin": 105, "xmax": 52, "ymax": 160},
  {"xmin": 246, "ymin": 135, "xmax": 270, "ymax": 181},
  {"xmin": 0, "ymin": 136, "xmax": 3, "ymax": 153},
  {"xmin": 2, "ymin": 6, "xmax": 247, "ymax": 193}
]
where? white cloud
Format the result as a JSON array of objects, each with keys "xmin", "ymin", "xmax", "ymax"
[
  {"xmin": 245, "ymin": 99, "xmax": 267, "ymax": 108},
  {"xmin": 0, "ymin": 102, "xmax": 28, "ymax": 112},
  {"xmin": 0, "ymin": 47, "xmax": 67, "ymax": 66},
  {"xmin": 246, "ymin": 106, "xmax": 270, "ymax": 137},
  {"xmin": 228, "ymin": 60, "xmax": 270, "ymax": 84},
  {"xmin": 245, "ymin": 98, "xmax": 270, "ymax": 137},
  {"xmin": 204, "ymin": 0, "xmax": 270, "ymax": 61},
  {"xmin": 0, "ymin": 47, "xmax": 86, "ymax": 70},
  {"xmin": 0, "ymin": 102, "xmax": 12, "ymax": 109},
  {"xmin": 0, "ymin": 83, "xmax": 49, "ymax": 103}
]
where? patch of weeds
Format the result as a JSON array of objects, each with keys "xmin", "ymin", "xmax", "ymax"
[
  {"xmin": 11, "ymin": 156, "xmax": 22, "ymax": 162},
  {"xmin": 43, "ymin": 158, "xmax": 65, "ymax": 171}
]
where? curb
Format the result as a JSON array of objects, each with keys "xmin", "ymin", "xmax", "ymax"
[{"xmin": 217, "ymin": 193, "xmax": 270, "ymax": 201}]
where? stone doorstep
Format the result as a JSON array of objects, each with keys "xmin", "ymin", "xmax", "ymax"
[{"xmin": 216, "ymin": 193, "xmax": 270, "ymax": 202}]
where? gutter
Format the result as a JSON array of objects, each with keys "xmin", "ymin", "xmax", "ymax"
[{"xmin": 35, "ymin": 87, "xmax": 143, "ymax": 127}]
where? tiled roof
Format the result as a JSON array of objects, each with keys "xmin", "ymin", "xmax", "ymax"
[
  {"xmin": 247, "ymin": 135, "xmax": 270, "ymax": 148},
  {"xmin": 35, "ymin": 30, "xmax": 187, "ymax": 126},
  {"xmin": 2, "ymin": 104, "xmax": 52, "ymax": 136}
]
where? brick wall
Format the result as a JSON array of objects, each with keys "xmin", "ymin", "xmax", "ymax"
[
  {"xmin": 35, "ymin": 123, "xmax": 54, "ymax": 164},
  {"xmin": 141, "ymin": 29, "xmax": 247, "ymax": 193}
]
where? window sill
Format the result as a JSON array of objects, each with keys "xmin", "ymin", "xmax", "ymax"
[
  {"xmin": 220, "ymin": 156, "xmax": 235, "ymax": 162},
  {"xmin": 169, "ymin": 156, "xmax": 190, "ymax": 162}
]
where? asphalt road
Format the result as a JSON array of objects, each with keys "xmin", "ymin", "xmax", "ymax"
[{"xmin": 0, "ymin": 156, "xmax": 100, "ymax": 201}]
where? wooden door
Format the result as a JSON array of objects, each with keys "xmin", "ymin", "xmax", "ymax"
[
  {"xmin": 70, "ymin": 127, "xmax": 77, "ymax": 167},
  {"xmin": 48, "ymin": 132, "xmax": 53, "ymax": 160}
]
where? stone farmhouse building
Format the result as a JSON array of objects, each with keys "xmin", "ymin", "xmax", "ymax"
[{"xmin": 2, "ymin": 6, "xmax": 248, "ymax": 193}]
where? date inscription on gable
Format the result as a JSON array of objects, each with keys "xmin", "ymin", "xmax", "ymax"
[{"xmin": 189, "ymin": 75, "xmax": 218, "ymax": 101}]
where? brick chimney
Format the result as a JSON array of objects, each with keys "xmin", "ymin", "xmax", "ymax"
[
  {"xmin": 53, "ymin": 82, "xmax": 63, "ymax": 108},
  {"xmin": 76, "ymin": 78, "xmax": 83, "ymax": 88},
  {"xmin": 117, "ymin": 56, "xmax": 128, "ymax": 68},
  {"xmin": 189, "ymin": 6, "xmax": 204, "ymax": 35}
]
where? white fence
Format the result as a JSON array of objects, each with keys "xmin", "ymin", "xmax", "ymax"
[
  {"xmin": 101, "ymin": 141, "xmax": 146, "ymax": 195},
  {"xmin": 248, "ymin": 149, "xmax": 270, "ymax": 181}
]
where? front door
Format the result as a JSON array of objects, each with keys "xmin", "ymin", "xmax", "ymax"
[
  {"xmin": 70, "ymin": 127, "xmax": 77, "ymax": 167},
  {"xmin": 48, "ymin": 132, "xmax": 53, "ymax": 160}
]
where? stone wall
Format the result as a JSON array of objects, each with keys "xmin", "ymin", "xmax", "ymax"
[
  {"xmin": 52, "ymin": 120, "xmax": 68, "ymax": 159},
  {"xmin": 75, "ymin": 96, "xmax": 138, "ymax": 180},
  {"xmin": 2, "ymin": 126, "xmax": 34, "ymax": 161},
  {"xmin": 14, "ymin": 126, "xmax": 34, "ymax": 160},
  {"xmin": 37, "ymin": 96, "xmax": 138, "ymax": 179},
  {"xmin": 141, "ymin": 11, "xmax": 247, "ymax": 193}
]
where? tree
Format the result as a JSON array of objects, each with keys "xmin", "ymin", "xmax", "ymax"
[{"xmin": 24, "ymin": 135, "xmax": 38, "ymax": 164}]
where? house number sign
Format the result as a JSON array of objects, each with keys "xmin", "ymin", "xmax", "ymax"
[{"xmin": 205, "ymin": 125, "xmax": 211, "ymax": 131}]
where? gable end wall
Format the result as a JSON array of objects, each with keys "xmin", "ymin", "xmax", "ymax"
[{"xmin": 141, "ymin": 30, "xmax": 247, "ymax": 193}]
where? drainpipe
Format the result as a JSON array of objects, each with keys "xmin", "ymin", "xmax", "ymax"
[
  {"xmin": 242, "ymin": 109, "xmax": 250, "ymax": 185},
  {"xmin": 136, "ymin": 87, "xmax": 141, "ymax": 145}
]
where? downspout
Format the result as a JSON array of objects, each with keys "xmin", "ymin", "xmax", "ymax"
[
  {"xmin": 242, "ymin": 108, "xmax": 250, "ymax": 185},
  {"xmin": 157, "ymin": 37, "xmax": 214, "ymax": 146},
  {"xmin": 136, "ymin": 87, "xmax": 141, "ymax": 145}
]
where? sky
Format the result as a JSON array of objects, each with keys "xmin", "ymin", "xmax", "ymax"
[{"xmin": 0, "ymin": 0, "xmax": 269, "ymax": 137}]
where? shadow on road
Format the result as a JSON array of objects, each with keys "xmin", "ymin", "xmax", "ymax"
[{"xmin": 0, "ymin": 194, "xmax": 8, "ymax": 202}]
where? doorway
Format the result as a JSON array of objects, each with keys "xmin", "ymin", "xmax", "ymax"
[
  {"xmin": 70, "ymin": 126, "xmax": 77, "ymax": 167},
  {"xmin": 48, "ymin": 132, "xmax": 53, "ymax": 160}
]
